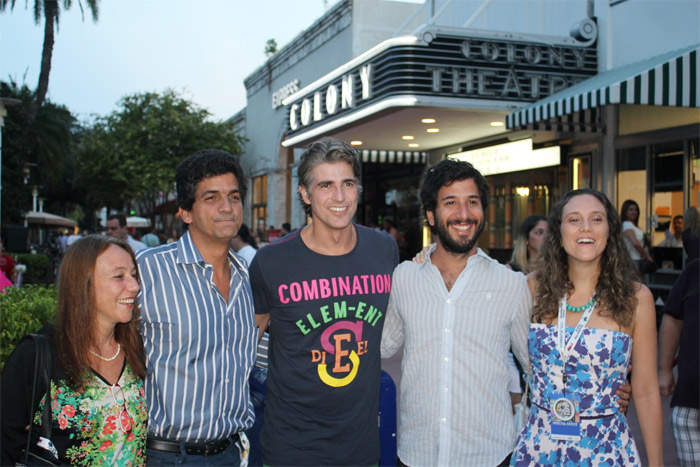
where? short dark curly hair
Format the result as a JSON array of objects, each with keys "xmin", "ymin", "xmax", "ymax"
[
  {"xmin": 420, "ymin": 158, "xmax": 489, "ymax": 233},
  {"xmin": 176, "ymin": 149, "xmax": 247, "ymax": 211}
]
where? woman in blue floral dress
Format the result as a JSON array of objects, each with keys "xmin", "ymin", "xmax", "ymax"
[
  {"xmin": 511, "ymin": 189, "xmax": 663, "ymax": 466},
  {"xmin": 1, "ymin": 235, "xmax": 148, "ymax": 466}
]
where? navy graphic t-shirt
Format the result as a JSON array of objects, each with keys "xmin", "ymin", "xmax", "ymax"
[{"xmin": 249, "ymin": 224, "xmax": 399, "ymax": 466}]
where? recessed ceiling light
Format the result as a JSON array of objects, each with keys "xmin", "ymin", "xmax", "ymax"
[
  {"xmin": 350, "ymin": 140, "xmax": 363, "ymax": 146},
  {"xmin": 426, "ymin": 128, "xmax": 440, "ymax": 133},
  {"xmin": 490, "ymin": 121, "xmax": 504, "ymax": 127},
  {"xmin": 421, "ymin": 118, "xmax": 436, "ymax": 124},
  {"xmin": 408, "ymin": 143, "xmax": 420, "ymax": 148},
  {"xmin": 402, "ymin": 135, "xmax": 415, "ymax": 140}
]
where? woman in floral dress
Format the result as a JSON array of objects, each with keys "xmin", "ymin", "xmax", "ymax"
[
  {"xmin": 511, "ymin": 189, "xmax": 663, "ymax": 466},
  {"xmin": 1, "ymin": 235, "xmax": 148, "ymax": 466}
]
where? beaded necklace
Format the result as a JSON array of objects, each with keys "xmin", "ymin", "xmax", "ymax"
[{"xmin": 565, "ymin": 295, "xmax": 596, "ymax": 313}]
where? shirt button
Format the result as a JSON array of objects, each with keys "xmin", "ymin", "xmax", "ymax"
[
  {"xmin": 444, "ymin": 357, "xmax": 449, "ymax": 362},
  {"xmin": 225, "ymin": 378, "xmax": 230, "ymax": 383},
  {"xmin": 441, "ymin": 417, "xmax": 447, "ymax": 423},
  {"xmin": 445, "ymin": 328, "xmax": 450, "ymax": 333},
  {"xmin": 446, "ymin": 298, "xmax": 452, "ymax": 304},
  {"xmin": 443, "ymin": 387, "xmax": 448, "ymax": 392}
]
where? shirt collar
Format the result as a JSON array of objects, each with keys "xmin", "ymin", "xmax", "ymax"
[
  {"xmin": 422, "ymin": 245, "xmax": 493, "ymax": 270},
  {"xmin": 176, "ymin": 231, "xmax": 247, "ymax": 273}
]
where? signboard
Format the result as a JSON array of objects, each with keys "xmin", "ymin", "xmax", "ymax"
[{"xmin": 449, "ymin": 138, "xmax": 560, "ymax": 176}]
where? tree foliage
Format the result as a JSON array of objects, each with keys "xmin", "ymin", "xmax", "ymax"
[
  {"xmin": 75, "ymin": 89, "xmax": 245, "ymax": 226},
  {"xmin": 1, "ymin": 80, "xmax": 77, "ymax": 224}
]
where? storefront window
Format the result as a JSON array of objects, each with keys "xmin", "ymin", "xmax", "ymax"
[
  {"xmin": 691, "ymin": 138, "xmax": 699, "ymax": 208},
  {"xmin": 493, "ymin": 186, "xmax": 507, "ymax": 247},
  {"xmin": 650, "ymin": 142, "xmax": 684, "ymax": 245},
  {"xmin": 252, "ymin": 175, "xmax": 268, "ymax": 237},
  {"xmin": 570, "ymin": 155, "xmax": 591, "ymax": 190},
  {"xmin": 617, "ymin": 146, "xmax": 648, "ymax": 232}
]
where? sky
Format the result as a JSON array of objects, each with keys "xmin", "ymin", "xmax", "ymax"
[{"xmin": 0, "ymin": 0, "xmax": 340, "ymax": 122}]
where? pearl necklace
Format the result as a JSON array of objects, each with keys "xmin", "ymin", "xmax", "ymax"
[
  {"xmin": 89, "ymin": 343, "xmax": 121, "ymax": 362},
  {"xmin": 566, "ymin": 296, "xmax": 596, "ymax": 313}
]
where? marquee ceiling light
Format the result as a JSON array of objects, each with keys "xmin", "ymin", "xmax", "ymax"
[
  {"xmin": 490, "ymin": 121, "xmax": 504, "ymax": 127},
  {"xmin": 421, "ymin": 118, "xmax": 436, "ymax": 124},
  {"xmin": 402, "ymin": 135, "xmax": 415, "ymax": 140},
  {"xmin": 408, "ymin": 143, "xmax": 420, "ymax": 148},
  {"xmin": 350, "ymin": 140, "xmax": 363, "ymax": 146},
  {"xmin": 426, "ymin": 128, "xmax": 440, "ymax": 133}
]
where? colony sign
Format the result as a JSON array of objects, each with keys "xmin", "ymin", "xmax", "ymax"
[{"xmin": 285, "ymin": 34, "xmax": 597, "ymax": 135}]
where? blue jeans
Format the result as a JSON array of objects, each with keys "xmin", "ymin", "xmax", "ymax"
[{"xmin": 146, "ymin": 437, "xmax": 243, "ymax": 466}]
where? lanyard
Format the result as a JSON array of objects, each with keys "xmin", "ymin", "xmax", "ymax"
[{"xmin": 556, "ymin": 295, "xmax": 596, "ymax": 368}]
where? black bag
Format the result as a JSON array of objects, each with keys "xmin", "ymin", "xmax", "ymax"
[
  {"xmin": 16, "ymin": 334, "xmax": 63, "ymax": 466},
  {"xmin": 639, "ymin": 237, "xmax": 658, "ymax": 274}
]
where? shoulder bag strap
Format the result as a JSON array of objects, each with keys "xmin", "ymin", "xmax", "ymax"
[{"xmin": 21, "ymin": 334, "xmax": 53, "ymax": 463}]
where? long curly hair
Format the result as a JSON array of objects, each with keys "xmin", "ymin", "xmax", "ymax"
[
  {"xmin": 56, "ymin": 235, "xmax": 146, "ymax": 389},
  {"xmin": 532, "ymin": 189, "xmax": 638, "ymax": 327}
]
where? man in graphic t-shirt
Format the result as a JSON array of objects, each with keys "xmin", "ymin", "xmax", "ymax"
[{"xmin": 250, "ymin": 138, "xmax": 399, "ymax": 466}]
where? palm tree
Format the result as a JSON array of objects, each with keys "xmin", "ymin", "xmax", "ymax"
[{"xmin": 0, "ymin": 0, "xmax": 99, "ymax": 127}]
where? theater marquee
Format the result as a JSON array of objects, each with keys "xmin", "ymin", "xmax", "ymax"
[{"xmin": 282, "ymin": 32, "xmax": 597, "ymax": 146}]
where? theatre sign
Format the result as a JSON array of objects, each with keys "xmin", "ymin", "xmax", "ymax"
[{"xmin": 282, "ymin": 31, "xmax": 597, "ymax": 144}]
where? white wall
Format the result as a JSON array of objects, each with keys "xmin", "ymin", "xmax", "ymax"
[{"xmin": 596, "ymin": 0, "xmax": 700, "ymax": 70}]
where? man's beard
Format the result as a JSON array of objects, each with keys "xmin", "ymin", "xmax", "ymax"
[{"xmin": 434, "ymin": 217, "xmax": 485, "ymax": 255}]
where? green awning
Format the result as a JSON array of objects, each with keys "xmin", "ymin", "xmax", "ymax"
[{"xmin": 507, "ymin": 43, "xmax": 699, "ymax": 131}]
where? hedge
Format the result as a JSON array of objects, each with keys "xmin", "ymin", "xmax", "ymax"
[
  {"xmin": 0, "ymin": 285, "xmax": 57, "ymax": 370},
  {"xmin": 11, "ymin": 253, "xmax": 50, "ymax": 285}
]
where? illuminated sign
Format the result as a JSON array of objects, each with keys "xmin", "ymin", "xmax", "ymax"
[
  {"xmin": 449, "ymin": 139, "xmax": 560, "ymax": 176},
  {"xmin": 283, "ymin": 33, "xmax": 596, "ymax": 139}
]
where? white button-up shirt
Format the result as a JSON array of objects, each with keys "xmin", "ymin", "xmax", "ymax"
[{"xmin": 382, "ymin": 247, "xmax": 531, "ymax": 466}]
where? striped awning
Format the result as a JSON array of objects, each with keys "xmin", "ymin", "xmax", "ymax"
[
  {"xmin": 360, "ymin": 150, "xmax": 427, "ymax": 164},
  {"xmin": 507, "ymin": 43, "xmax": 699, "ymax": 131}
]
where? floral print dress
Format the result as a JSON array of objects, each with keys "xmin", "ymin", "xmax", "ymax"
[
  {"xmin": 511, "ymin": 323, "xmax": 641, "ymax": 467},
  {"xmin": 34, "ymin": 362, "xmax": 147, "ymax": 466}
]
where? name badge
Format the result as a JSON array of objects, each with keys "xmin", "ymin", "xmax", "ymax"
[{"xmin": 549, "ymin": 392, "xmax": 580, "ymax": 441}]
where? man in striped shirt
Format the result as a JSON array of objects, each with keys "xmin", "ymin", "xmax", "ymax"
[{"xmin": 137, "ymin": 150, "xmax": 258, "ymax": 466}]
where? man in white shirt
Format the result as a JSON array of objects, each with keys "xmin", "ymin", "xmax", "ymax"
[
  {"xmin": 106, "ymin": 214, "xmax": 147, "ymax": 252},
  {"xmin": 382, "ymin": 159, "xmax": 530, "ymax": 466},
  {"xmin": 658, "ymin": 215, "xmax": 683, "ymax": 248}
]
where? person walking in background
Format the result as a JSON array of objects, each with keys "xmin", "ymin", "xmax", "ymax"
[
  {"xmin": 141, "ymin": 226, "xmax": 161, "ymax": 248},
  {"xmin": 231, "ymin": 223, "xmax": 258, "ymax": 266},
  {"xmin": 658, "ymin": 215, "xmax": 683, "ymax": 248},
  {"xmin": 506, "ymin": 214, "xmax": 548, "ymax": 274},
  {"xmin": 682, "ymin": 206, "xmax": 700, "ymax": 261},
  {"xmin": 382, "ymin": 217, "xmax": 402, "ymax": 245},
  {"xmin": 659, "ymin": 258, "xmax": 699, "ymax": 467},
  {"xmin": 137, "ymin": 149, "xmax": 257, "ymax": 466},
  {"xmin": 0, "ymin": 238, "xmax": 15, "ymax": 284},
  {"xmin": 1, "ymin": 235, "xmax": 147, "ymax": 465},
  {"xmin": 106, "ymin": 214, "xmax": 147, "ymax": 252},
  {"xmin": 505, "ymin": 214, "xmax": 549, "ymax": 415},
  {"xmin": 620, "ymin": 199, "xmax": 654, "ymax": 272},
  {"xmin": 512, "ymin": 188, "xmax": 663, "ymax": 466}
]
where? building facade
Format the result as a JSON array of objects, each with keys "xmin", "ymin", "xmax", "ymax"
[{"xmin": 238, "ymin": 0, "xmax": 699, "ymax": 261}]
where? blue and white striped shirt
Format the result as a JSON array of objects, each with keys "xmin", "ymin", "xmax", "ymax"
[{"xmin": 136, "ymin": 231, "xmax": 257, "ymax": 443}]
